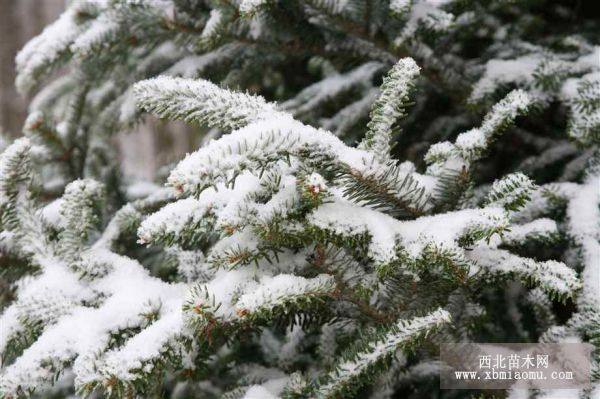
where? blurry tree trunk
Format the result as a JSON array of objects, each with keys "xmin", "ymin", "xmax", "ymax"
[
  {"xmin": 0, "ymin": 0, "xmax": 63, "ymax": 136},
  {"xmin": 0, "ymin": 0, "xmax": 195, "ymax": 180}
]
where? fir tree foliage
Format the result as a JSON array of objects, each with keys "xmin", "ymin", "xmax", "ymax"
[{"xmin": 1, "ymin": 0, "xmax": 599, "ymax": 398}]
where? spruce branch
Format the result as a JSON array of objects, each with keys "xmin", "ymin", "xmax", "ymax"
[
  {"xmin": 4, "ymin": 2, "xmax": 600, "ymax": 398},
  {"xmin": 56, "ymin": 179, "xmax": 105, "ymax": 259},
  {"xmin": 239, "ymin": 0, "xmax": 272, "ymax": 17},
  {"xmin": 134, "ymin": 76, "xmax": 283, "ymax": 131},
  {"xmin": 0, "ymin": 139, "xmax": 32, "ymax": 230},
  {"xmin": 359, "ymin": 57, "xmax": 420, "ymax": 158},
  {"xmin": 313, "ymin": 308, "xmax": 451, "ymax": 398},
  {"xmin": 470, "ymin": 247, "xmax": 581, "ymax": 300},
  {"xmin": 485, "ymin": 172, "xmax": 538, "ymax": 212}
]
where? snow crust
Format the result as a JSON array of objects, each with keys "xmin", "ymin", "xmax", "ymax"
[{"xmin": 309, "ymin": 197, "xmax": 507, "ymax": 262}]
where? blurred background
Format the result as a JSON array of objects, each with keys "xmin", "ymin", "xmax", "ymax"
[
  {"xmin": 0, "ymin": 0, "xmax": 63, "ymax": 137},
  {"xmin": 0, "ymin": 0, "xmax": 195, "ymax": 180}
]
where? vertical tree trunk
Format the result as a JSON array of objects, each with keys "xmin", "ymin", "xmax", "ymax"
[{"xmin": 0, "ymin": 0, "xmax": 63, "ymax": 136}]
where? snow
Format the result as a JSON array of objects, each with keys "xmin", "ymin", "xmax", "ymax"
[
  {"xmin": 566, "ymin": 175, "xmax": 598, "ymax": 243},
  {"xmin": 468, "ymin": 247, "xmax": 580, "ymax": 297},
  {"xmin": 125, "ymin": 180, "xmax": 162, "ymax": 200},
  {"xmin": 242, "ymin": 378, "xmax": 290, "ymax": 399},
  {"xmin": 322, "ymin": 88, "xmax": 380, "ymax": 136},
  {"xmin": 235, "ymin": 274, "xmax": 335, "ymax": 313},
  {"xmin": 251, "ymin": 175, "xmax": 300, "ymax": 223},
  {"xmin": 393, "ymin": 0, "xmax": 455, "ymax": 45},
  {"xmin": 138, "ymin": 197, "xmax": 208, "ymax": 244},
  {"xmin": 0, "ymin": 138, "xmax": 31, "ymax": 205},
  {"xmin": 560, "ymin": 77, "xmax": 582, "ymax": 101},
  {"xmin": 282, "ymin": 62, "xmax": 383, "ymax": 116},
  {"xmin": 202, "ymin": 9, "xmax": 224, "ymax": 39},
  {"xmin": 424, "ymin": 141, "xmax": 454, "ymax": 163},
  {"xmin": 99, "ymin": 301, "xmax": 184, "ymax": 381},
  {"xmin": 502, "ymin": 218, "xmax": 558, "ymax": 244},
  {"xmin": 566, "ymin": 174, "xmax": 600, "ymax": 307},
  {"xmin": 187, "ymin": 268, "xmax": 257, "ymax": 320},
  {"xmin": 455, "ymin": 128, "xmax": 486, "ymax": 152},
  {"xmin": 479, "ymin": 90, "xmax": 531, "ymax": 133},
  {"xmin": 513, "ymin": 182, "xmax": 579, "ymax": 223},
  {"xmin": 138, "ymin": 172, "xmax": 264, "ymax": 245},
  {"xmin": 317, "ymin": 309, "xmax": 450, "ymax": 396},
  {"xmin": 426, "ymin": 90, "xmax": 531, "ymax": 185},
  {"xmin": 166, "ymin": 44, "xmax": 242, "ymax": 78},
  {"xmin": 361, "ymin": 58, "xmax": 420, "ymax": 157},
  {"xmin": 308, "ymin": 200, "xmax": 402, "ymax": 262},
  {"xmin": 14, "ymin": 258, "xmax": 88, "ymax": 324},
  {"xmin": 574, "ymin": 46, "xmax": 600, "ymax": 71},
  {"xmin": 4, "ymin": 8, "xmax": 598, "ymax": 396},
  {"xmin": 168, "ymin": 113, "xmax": 434, "ymax": 206},
  {"xmin": 389, "ymin": 0, "xmax": 411, "ymax": 14},
  {"xmin": 185, "ymin": 254, "xmax": 324, "ymax": 321},
  {"xmin": 561, "ymin": 71, "xmax": 600, "ymax": 143},
  {"xmin": 471, "ymin": 46, "xmax": 599, "ymax": 108},
  {"xmin": 243, "ymin": 386, "xmax": 278, "ymax": 399},
  {"xmin": 486, "ymin": 172, "xmax": 536, "ymax": 209},
  {"xmin": 70, "ymin": 13, "xmax": 120, "ymax": 57},
  {"xmin": 134, "ymin": 76, "xmax": 283, "ymax": 131},
  {"xmin": 40, "ymin": 198, "xmax": 65, "ymax": 228},
  {"xmin": 305, "ymin": 172, "xmax": 327, "ymax": 194},
  {"xmin": 169, "ymin": 248, "xmax": 210, "ymax": 283},
  {"xmin": 309, "ymin": 197, "xmax": 507, "ymax": 262},
  {"xmin": 213, "ymin": 172, "xmax": 263, "ymax": 229},
  {"xmin": 470, "ymin": 55, "xmax": 542, "ymax": 101},
  {"xmin": 15, "ymin": 7, "xmax": 86, "ymax": 93},
  {"xmin": 1, "ymin": 252, "xmax": 186, "ymax": 394},
  {"xmin": 208, "ymin": 227, "xmax": 261, "ymax": 265},
  {"xmin": 408, "ymin": 1, "xmax": 454, "ymax": 32},
  {"xmin": 0, "ymin": 304, "xmax": 25, "ymax": 355},
  {"xmin": 239, "ymin": 0, "xmax": 269, "ymax": 15}
]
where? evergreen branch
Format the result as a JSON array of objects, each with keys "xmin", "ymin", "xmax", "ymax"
[
  {"xmin": 22, "ymin": 112, "xmax": 65, "ymax": 157},
  {"xmin": 239, "ymin": 0, "xmax": 272, "ymax": 17},
  {"xmin": 137, "ymin": 197, "xmax": 216, "ymax": 249},
  {"xmin": 56, "ymin": 179, "xmax": 104, "ymax": 259},
  {"xmin": 359, "ymin": 57, "xmax": 420, "ymax": 158},
  {"xmin": 312, "ymin": 308, "xmax": 451, "ymax": 398},
  {"xmin": 309, "ymin": 245, "xmax": 391, "ymax": 323},
  {"xmin": 485, "ymin": 172, "xmax": 538, "ymax": 212},
  {"xmin": 340, "ymin": 164, "xmax": 430, "ymax": 218},
  {"xmin": 134, "ymin": 76, "xmax": 282, "ymax": 131},
  {"xmin": 0, "ymin": 139, "xmax": 32, "ymax": 233},
  {"xmin": 298, "ymin": 146, "xmax": 431, "ymax": 218},
  {"xmin": 430, "ymin": 166, "xmax": 471, "ymax": 212},
  {"xmin": 470, "ymin": 247, "xmax": 581, "ymax": 300},
  {"xmin": 234, "ymin": 274, "xmax": 336, "ymax": 322},
  {"xmin": 15, "ymin": 9, "xmax": 84, "ymax": 94},
  {"xmin": 426, "ymin": 90, "xmax": 533, "ymax": 208}
]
